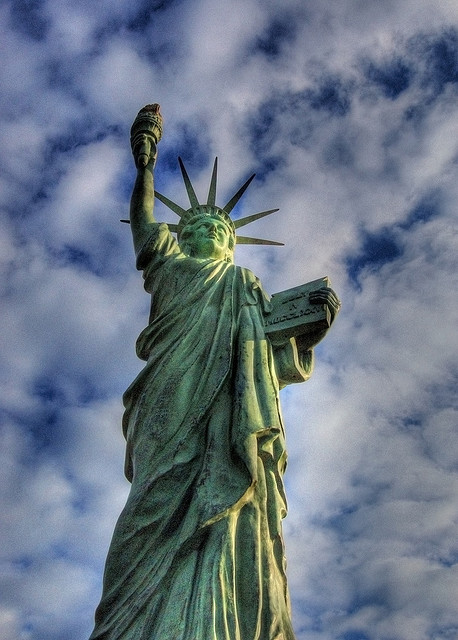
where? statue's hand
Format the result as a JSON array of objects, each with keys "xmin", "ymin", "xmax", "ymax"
[
  {"xmin": 309, "ymin": 287, "xmax": 341, "ymax": 323},
  {"xmin": 296, "ymin": 287, "xmax": 341, "ymax": 352},
  {"xmin": 131, "ymin": 132, "xmax": 157, "ymax": 170}
]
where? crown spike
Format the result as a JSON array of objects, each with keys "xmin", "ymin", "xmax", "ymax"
[
  {"xmin": 234, "ymin": 208, "xmax": 280, "ymax": 229},
  {"xmin": 236, "ymin": 235, "xmax": 284, "ymax": 246},
  {"xmin": 154, "ymin": 190, "xmax": 187, "ymax": 217},
  {"xmin": 223, "ymin": 173, "xmax": 256, "ymax": 214},
  {"xmin": 207, "ymin": 158, "xmax": 218, "ymax": 206},
  {"xmin": 178, "ymin": 157, "xmax": 200, "ymax": 209}
]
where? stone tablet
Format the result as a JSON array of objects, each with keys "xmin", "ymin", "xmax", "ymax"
[{"xmin": 264, "ymin": 276, "xmax": 331, "ymax": 342}]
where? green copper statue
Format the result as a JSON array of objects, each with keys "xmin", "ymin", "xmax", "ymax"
[{"xmin": 90, "ymin": 105, "xmax": 340, "ymax": 640}]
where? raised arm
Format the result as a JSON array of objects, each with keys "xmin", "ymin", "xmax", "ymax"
[
  {"xmin": 129, "ymin": 104, "xmax": 163, "ymax": 255},
  {"xmin": 130, "ymin": 135, "xmax": 158, "ymax": 255}
]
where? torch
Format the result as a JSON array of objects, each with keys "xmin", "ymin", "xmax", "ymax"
[{"xmin": 130, "ymin": 103, "xmax": 163, "ymax": 168}]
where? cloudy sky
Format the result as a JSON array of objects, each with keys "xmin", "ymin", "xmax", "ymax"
[{"xmin": 1, "ymin": 1, "xmax": 458, "ymax": 639}]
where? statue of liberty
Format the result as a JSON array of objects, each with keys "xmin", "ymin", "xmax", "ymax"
[{"xmin": 89, "ymin": 105, "xmax": 340, "ymax": 640}]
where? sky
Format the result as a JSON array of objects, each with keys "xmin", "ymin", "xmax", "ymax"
[{"xmin": 1, "ymin": 0, "xmax": 457, "ymax": 639}]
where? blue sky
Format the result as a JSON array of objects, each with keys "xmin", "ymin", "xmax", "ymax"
[{"xmin": 1, "ymin": 1, "xmax": 458, "ymax": 639}]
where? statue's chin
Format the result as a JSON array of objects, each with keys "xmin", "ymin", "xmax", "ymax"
[{"xmin": 192, "ymin": 240, "xmax": 226, "ymax": 261}]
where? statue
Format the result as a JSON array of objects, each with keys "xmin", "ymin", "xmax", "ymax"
[{"xmin": 89, "ymin": 105, "xmax": 340, "ymax": 640}]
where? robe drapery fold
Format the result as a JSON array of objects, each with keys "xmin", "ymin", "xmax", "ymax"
[{"xmin": 90, "ymin": 224, "xmax": 313, "ymax": 640}]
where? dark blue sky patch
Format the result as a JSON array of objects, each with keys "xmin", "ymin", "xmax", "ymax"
[
  {"xmin": 430, "ymin": 624, "xmax": 458, "ymax": 640},
  {"xmin": 422, "ymin": 28, "xmax": 458, "ymax": 91},
  {"xmin": 346, "ymin": 228, "xmax": 403, "ymax": 287},
  {"xmin": 246, "ymin": 79, "xmax": 352, "ymax": 157},
  {"xmin": 51, "ymin": 243, "xmax": 95, "ymax": 274},
  {"xmin": 365, "ymin": 57, "xmax": 412, "ymax": 99},
  {"xmin": 371, "ymin": 29, "xmax": 458, "ymax": 126},
  {"xmin": 322, "ymin": 478, "xmax": 392, "ymax": 538},
  {"xmin": 32, "ymin": 186, "xmax": 52, "ymax": 205},
  {"xmin": 306, "ymin": 76, "xmax": 352, "ymax": 117},
  {"xmin": 33, "ymin": 377, "xmax": 66, "ymax": 405},
  {"xmin": 143, "ymin": 39, "xmax": 183, "ymax": 70},
  {"xmin": 408, "ymin": 28, "xmax": 458, "ymax": 95},
  {"xmin": 30, "ymin": 124, "xmax": 126, "ymax": 214},
  {"xmin": 21, "ymin": 623, "xmax": 34, "ymax": 636},
  {"xmin": 337, "ymin": 631, "xmax": 371, "ymax": 640},
  {"xmin": 435, "ymin": 553, "xmax": 458, "ymax": 568},
  {"xmin": 401, "ymin": 38, "xmax": 458, "ymax": 124},
  {"xmin": 56, "ymin": 244, "xmax": 96, "ymax": 271},
  {"xmin": 74, "ymin": 376, "xmax": 106, "ymax": 406},
  {"xmin": 325, "ymin": 503, "xmax": 359, "ymax": 533},
  {"xmin": 71, "ymin": 491, "xmax": 92, "ymax": 514},
  {"xmin": 45, "ymin": 57, "xmax": 89, "ymax": 93},
  {"xmin": 46, "ymin": 123, "xmax": 124, "ymax": 159},
  {"xmin": 35, "ymin": 372, "xmax": 107, "ymax": 407},
  {"xmin": 115, "ymin": 164, "xmax": 137, "ymax": 202},
  {"xmin": 64, "ymin": 467, "xmax": 89, "ymax": 497},
  {"xmin": 46, "ymin": 131, "xmax": 88, "ymax": 158},
  {"xmin": 250, "ymin": 155, "xmax": 285, "ymax": 184},
  {"xmin": 246, "ymin": 92, "xmax": 311, "ymax": 156},
  {"xmin": 13, "ymin": 555, "xmax": 34, "ymax": 570},
  {"xmin": 24, "ymin": 373, "xmax": 108, "ymax": 454},
  {"xmin": 9, "ymin": 0, "xmax": 50, "ymax": 41},
  {"xmin": 322, "ymin": 134, "xmax": 355, "ymax": 168},
  {"xmin": 346, "ymin": 590, "xmax": 390, "ymax": 617},
  {"xmin": 403, "ymin": 102, "xmax": 425, "ymax": 124},
  {"xmin": 90, "ymin": 4, "xmax": 187, "ymax": 72},
  {"xmin": 291, "ymin": 602, "xmax": 324, "ymax": 633},
  {"xmin": 247, "ymin": 89, "xmax": 318, "ymax": 153},
  {"xmin": 309, "ymin": 501, "xmax": 362, "ymax": 542},
  {"xmin": 125, "ymin": 4, "xmax": 159, "ymax": 32},
  {"xmin": 155, "ymin": 148, "xmax": 186, "ymax": 181},
  {"xmin": 25, "ymin": 409, "xmax": 59, "ymax": 451},
  {"xmin": 252, "ymin": 16, "xmax": 297, "ymax": 58},
  {"xmin": 91, "ymin": 0, "xmax": 177, "ymax": 42},
  {"xmin": 399, "ymin": 190, "xmax": 441, "ymax": 230},
  {"xmin": 425, "ymin": 370, "xmax": 458, "ymax": 412},
  {"xmin": 14, "ymin": 415, "xmax": 55, "ymax": 457},
  {"xmin": 155, "ymin": 122, "xmax": 211, "ymax": 201},
  {"xmin": 92, "ymin": 18, "xmax": 123, "ymax": 43},
  {"xmin": 50, "ymin": 542, "xmax": 71, "ymax": 560},
  {"xmin": 246, "ymin": 98, "xmax": 277, "ymax": 154},
  {"xmin": 170, "ymin": 121, "xmax": 210, "ymax": 172},
  {"xmin": 401, "ymin": 416, "xmax": 423, "ymax": 430},
  {"xmin": 29, "ymin": 377, "xmax": 73, "ymax": 453},
  {"xmin": 288, "ymin": 114, "xmax": 315, "ymax": 149},
  {"xmin": 125, "ymin": 0, "xmax": 178, "ymax": 31},
  {"xmin": 49, "ymin": 228, "xmax": 126, "ymax": 278}
]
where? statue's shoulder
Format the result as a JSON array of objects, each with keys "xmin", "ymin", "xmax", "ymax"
[
  {"xmin": 233, "ymin": 265, "xmax": 271, "ymax": 308},
  {"xmin": 136, "ymin": 223, "xmax": 182, "ymax": 270}
]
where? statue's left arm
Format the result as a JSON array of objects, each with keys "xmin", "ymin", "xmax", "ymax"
[{"xmin": 272, "ymin": 286, "xmax": 341, "ymax": 388}]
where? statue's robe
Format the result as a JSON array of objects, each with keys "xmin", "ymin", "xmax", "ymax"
[{"xmin": 90, "ymin": 224, "xmax": 313, "ymax": 640}]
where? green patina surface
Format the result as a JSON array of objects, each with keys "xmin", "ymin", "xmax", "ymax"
[{"xmin": 90, "ymin": 106, "xmax": 340, "ymax": 640}]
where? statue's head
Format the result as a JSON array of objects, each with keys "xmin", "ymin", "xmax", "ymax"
[
  {"xmin": 178, "ymin": 206, "xmax": 235, "ymax": 262},
  {"xmin": 154, "ymin": 158, "xmax": 283, "ymax": 259}
]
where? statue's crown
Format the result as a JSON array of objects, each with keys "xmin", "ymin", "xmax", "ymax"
[
  {"xmin": 177, "ymin": 205, "xmax": 235, "ymax": 239},
  {"xmin": 154, "ymin": 158, "xmax": 283, "ymax": 247}
]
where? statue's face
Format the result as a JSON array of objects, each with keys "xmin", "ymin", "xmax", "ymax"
[{"xmin": 181, "ymin": 217, "xmax": 233, "ymax": 260}]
